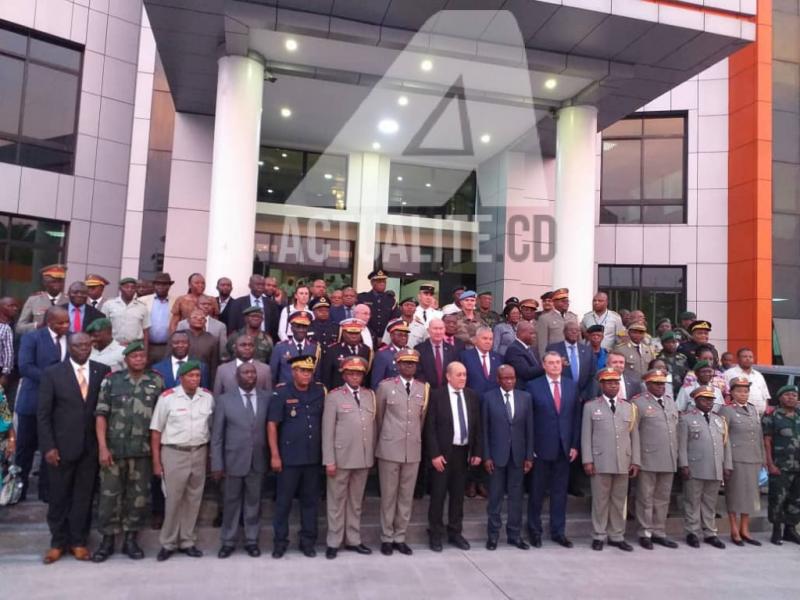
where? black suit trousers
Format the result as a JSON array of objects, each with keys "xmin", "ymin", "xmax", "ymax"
[
  {"xmin": 528, "ymin": 452, "xmax": 570, "ymax": 537},
  {"xmin": 272, "ymin": 465, "xmax": 319, "ymax": 546},
  {"xmin": 488, "ymin": 462, "xmax": 525, "ymax": 541},
  {"xmin": 428, "ymin": 445, "xmax": 469, "ymax": 538},
  {"xmin": 16, "ymin": 413, "xmax": 48, "ymax": 501},
  {"xmin": 46, "ymin": 450, "xmax": 97, "ymax": 548}
]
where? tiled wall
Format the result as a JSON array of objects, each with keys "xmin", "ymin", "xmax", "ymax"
[{"xmin": 0, "ymin": 0, "xmax": 143, "ymax": 293}]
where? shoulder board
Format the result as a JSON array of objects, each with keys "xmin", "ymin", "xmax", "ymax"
[
  {"xmin": 161, "ymin": 388, "xmax": 176, "ymax": 396},
  {"xmin": 630, "ymin": 393, "xmax": 644, "ymax": 401},
  {"xmin": 381, "ymin": 376, "xmax": 396, "ymax": 383},
  {"xmin": 103, "ymin": 371, "xmax": 115, "ymax": 379},
  {"xmin": 327, "ymin": 341, "xmax": 340, "ymax": 348},
  {"xmin": 275, "ymin": 383, "xmax": 287, "ymax": 388},
  {"xmin": 148, "ymin": 369, "xmax": 165, "ymax": 379},
  {"xmin": 33, "ymin": 290, "xmax": 47, "ymax": 297}
]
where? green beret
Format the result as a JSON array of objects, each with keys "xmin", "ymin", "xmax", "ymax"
[
  {"xmin": 679, "ymin": 311, "xmax": 696, "ymax": 321},
  {"xmin": 242, "ymin": 306, "xmax": 263, "ymax": 316},
  {"xmin": 660, "ymin": 331, "xmax": 677, "ymax": 342},
  {"xmin": 119, "ymin": 277, "xmax": 137, "ymax": 286},
  {"xmin": 693, "ymin": 360, "xmax": 711, "ymax": 371},
  {"xmin": 177, "ymin": 360, "xmax": 202, "ymax": 377},
  {"xmin": 122, "ymin": 339, "xmax": 145, "ymax": 356},
  {"xmin": 85, "ymin": 318, "xmax": 112, "ymax": 333},
  {"xmin": 776, "ymin": 384, "xmax": 799, "ymax": 398}
]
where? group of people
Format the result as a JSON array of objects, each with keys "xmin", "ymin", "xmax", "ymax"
[{"xmin": 0, "ymin": 264, "xmax": 798, "ymax": 566}]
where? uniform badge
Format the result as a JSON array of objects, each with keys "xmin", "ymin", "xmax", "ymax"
[
  {"xmin": 290, "ymin": 408, "xmax": 297, "ymax": 417},
  {"xmin": 342, "ymin": 403, "xmax": 353, "ymax": 409},
  {"xmin": 692, "ymin": 431, "xmax": 701, "ymax": 440},
  {"xmin": 287, "ymin": 399, "xmax": 299, "ymax": 417},
  {"xmin": 593, "ymin": 409, "xmax": 602, "ymax": 416}
]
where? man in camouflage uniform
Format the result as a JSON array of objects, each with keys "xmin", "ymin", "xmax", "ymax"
[
  {"xmin": 453, "ymin": 291, "xmax": 487, "ymax": 348},
  {"xmin": 657, "ymin": 331, "xmax": 689, "ymax": 395},
  {"xmin": 763, "ymin": 384, "xmax": 800, "ymax": 545},
  {"xmin": 477, "ymin": 292, "xmax": 501, "ymax": 329},
  {"xmin": 92, "ymin": 340, "xmax": 164, "ymax": 561},
  {"xmin": 226, "ymin": 306, "xmax": 273, "ymax": 363}
]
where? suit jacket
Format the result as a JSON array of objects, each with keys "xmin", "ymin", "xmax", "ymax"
[
  {"xmin": 481, "ymin": 387, "xmax": 534, "ymax": 468},
  {"xmin": 423, "ymin": 386, "xmax": 482, "ymax": 462},
  {"xmin": 330, "ymin": 304, "xmax": 356, "ymax": 325},
  {"xmin": 581, "ymin": 396, "xmax": 640, "ymax": 474},
  {"xmin": 414, "ymin": 339, "xmax": 458, "ymax": 388},
  {"xmin": 37, "ymin": 359, "xmax": 110, "ymax": 461},
  {"xmin": 460, "ymin": 348, "xmax": 502, "ymax": 396},
  {"xmin": 526, "ymin": 375, "xmax": 581, "ymax": 461},
  {"xmin": 503, "ymin": 339, "xmax": 544, "ymax": 389},
  {"xmin": 228, "ymin": 295, "xmax": 279, "ymax": 340},
  {"xmin": 370, "ymin": 345, "xmax": 403, "ymax": 388},
  {"xmin": 213, "ymin": 360, "xmax": 272, "ymax": 397},
  {"xmin": 546, "ymin": 341, "xmax": 596, "ymax": 399},
  {"xmin": 216, "ymin": 296, "xmax": 234, "ymax": 329},
  {"xmin": 210, "ymin": 388, "xmax": 269, "ymax": 476},
  {"xmin": 16, "ymin": 327, "xmax": 65, "ymax": 415},
  {"xmin": 61, "ymin": 302, "xmax": 105, "ymax": 333},
  {"xmin": 186, "ymin": 331, "xmax": 219, "ymax": 384},
  {"xmin": 152, "ymin": 356, "xmax": 211, "ymax": 389}
]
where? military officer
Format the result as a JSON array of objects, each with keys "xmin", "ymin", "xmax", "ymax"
[
  {"xmin": 87, "ymin": 318, "xmax": 126, "ymax": 372},
  {"xmin": 632, "ymin": 369, "xmax": 679, "ymax": 549},
  {"xmin": 535, "ymin": 288, "xmax": 578, "ymax": 356},
  {"xmin": 477, "ymin": 291, "xmax": 501, "ymax": 329},
  {"xmin": 657, "ymin": 331, "xmax": 689, "ymax": 395},
  {"xmin": 409, "ymin": 284, "xmax": 441, "ymax": 347},
  {"xmin": 371, "ymin": 319, "xmax": 410, "ymax": 388},
  {"xmin": 582, "ymin": 368, "xmax": 640, "ymax": 552},
  {"xmin": 762, "ymin": 384, "xmax": 800, "ymax": 545},
  {"xmin": 92, "ymin": 340, "xmax": 164, "ymax": 562},
  {"xmin": 382, "ymin": 297, "xmax": 416, "ymax": 346},
  {"xmin": 453, "ymin": 291, "xmax": 487, "ymax": 348},
  {"xmin": 375, "ymin": 349, "xmax": 429, "ymax": 556},
  {"xmin": 678, "ymin": 385, "xmax": 732, "ymax": 549},
  {"xmin": 309, "ymin": 296, "xmax": 339, "ymax": 353},
  {"xmin": 85, "ymin": 274, "xmax": 110, "ymax": 310},
  {"xmin": 15, "ymin": 264, "xmax": 67, "ymax": 335},
  {"xmin": 321, "ymin": 318, "xmax": 372, "ymax": 389},
  {"xmin": 613, "ymin": 323, "xmax": 655, "ymax": 378},
  {"xmin": 678, "ymin": 320, "xmax": 718, "ymax": 368},
  {"xmin": 270, "ymin": 311, "xmax": 320, "ymax": 386},
  {"xmin": 102, "ymin": 277, "xmax": 151, "ymax": 348},
  {"xmin": 356, "ymin": 270, "xmax": 399, "ymax": 342},
  {"xmin": 225, "ymin": 306, "xmax": 273, "ymax": 363},
  {"xmin": 323, "ymin": 356, "xmax": 376, "ymax": 559},
  {"xmin": 267, "ymin": 355, "xmax": 326, "ymax": 558},
  {"xmin": 674, "ymin": 311, "xmax": 696, "ymax": 343}
]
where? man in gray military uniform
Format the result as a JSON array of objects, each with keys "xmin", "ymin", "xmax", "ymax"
[
  {"xmin": 678, "ymin": 385, "xmax": 732, "ymax": 549},
  {"xmin": 633, "ymin": 369, "xmax": 680, "ymax": 549},
  {"xmin": 582, "ymin": 367, "xmax": 640, "ymax": 551},
  {"xmin": 322, "ymin": 355, "xmax": 376, "ymax": 559},
  {"xmin": 16, "ymin": 264, "xmax": 67, "ymax": 335},
  {"xmin": 535, "ymin": 288, "xmax": 578, "ymax": 356},
  {"xmin": 614, "ymin": 323, "xmax": 656, "ymax": 379},
  {"xmin": 375, "ymin": 348, "xmax": 429, "ymax": 556}
]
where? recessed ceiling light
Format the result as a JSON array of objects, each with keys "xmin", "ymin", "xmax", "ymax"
[
  {"xmin": 420, "ymin": 59, "xmax": 433, "ymax": 72},
  {"xmin": 267, "ymin": 189, "xmax": 273, "ymax": 193},
  {"xmin": 372, "ymin": 142, "xmax": 381, "ymax": 150},
  {"xmin": 397, "ymin": 95, "xmax": 409, "ymax": 106},
  {"xmin": 378, "ymin": 119, "xmax": 399, "ymax": 135},
  {"xmin": 281, "ymin": 152, "xmax": 288, "ymax": 158},
  {"xmin": 480, "ymin": 133, "xmax": 491, "ymax": 144},
  {"xmin": 280, "ymin": 107, "xmax": 292, "ymax": 118},
  {"xmin": 258, "ymin": 160, "xmax": 264, "ymax": 166},
  {"xmin": 401, "ymin": 201, "xmax": 408, "ymax": 206},
  {"xmin": 285, "ymin": 39, "xmax": 298, "ymax": 52},
  {"xmin": 273, "ymin": 166, "xmax": 280, "ymax": 171},
  {"xmin": 396, "ymin": 176, "xmax": 403, "ymax": 182},
  {"xmin": 324, "ymin": 173, "xmax": 333, "ymax": 180},
  {"xmin": 425, "ymin": 182, "xmax": 432, "ymax": 188},
  {"xmin": 544, "ymin": 78, "xmax": 557, "ymax": 90}
]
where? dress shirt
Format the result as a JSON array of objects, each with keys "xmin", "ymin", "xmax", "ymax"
[
  {"xmin": 724, "ymin": 366, "xmax": 771, "ymax": 415},
  {"xmin": 170, "ymin": 355, "xmax": 187, "ymax": 381},
  {"xmin": 447, "ymin": 384, "xmax": 468, "ymax": 445},
  {"xmin": 149, "ymin": 296, "xmax": 171, "ymax": 343},
  {"xmin": 90, "ymin": 340, "xmax": 126, "ymax": 372},
  {"xmin": 102, "ymin": 297, "xmax": 150, "ymax": 344},
  {"xmin": 69, "ymin": 358, "xmax": 90, "ymax": 389},
  {"xmin": 502, "ymin": 388, "xmax": 515, "ymax": 419},
  {"xmin": 565, "ymin": 342, "xmax": 580, "ymax": 378},
  {"xmin": 67, "ymin": 304, "xmax": 85, "ymax": 333},
  {"xmin": 603, "ymin": 394, "xmax": 617, "ymax": 411},
  {"xmin": 49, "ymin": 327, "xmax": 67, "ymax": 361},
  {"xmin": 239, "ymin": 387, "xmax": 256, "ymax": 414},
  {"xmin": 149, "ymin": 385, "xmax": 214, "ymax": 445},
  {"xmin": 218, "ymin": 296, "xmax": 231, "ymax": 313},
  {"xmin": 581, "ymin": 310, "xmax": 624, "ymax": 350},
  {"xmin": 234, "ymin": 358, "xmax": 253, "ymax": 367},
  {"xmin": 547, "ymin": 377, "xmax": 562, "ymax": 398}
]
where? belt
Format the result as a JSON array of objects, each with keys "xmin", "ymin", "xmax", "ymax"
[{"xmin": 163, "ymin": 443, "xmax": 208, "ymax": 452}]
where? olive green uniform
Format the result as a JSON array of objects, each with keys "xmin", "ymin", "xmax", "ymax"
[
  {"xmin": 225, "ymin": 328, "xmax": 273, "ymax": 363},
  {"xmin": 762, "ymin": 408, "xmax": 800, "ymax": 526}
]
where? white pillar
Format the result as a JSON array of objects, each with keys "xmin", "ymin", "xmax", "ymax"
[
  {"xmin": 553, "ymin": 105, "xmax": 598, "ymax": 317},
  {"xmin": 206, "ymin": 53, "xmax": 264, "ymax": 297}
]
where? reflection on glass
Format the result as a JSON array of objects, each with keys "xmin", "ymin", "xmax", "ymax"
[
  {"xmin": 0, "ymin": 213, "xmax": 68, "ymax": 298},
  {"xmin": 387, "ymin": 163, "xmax": 476, "ymax": 221},
  {"xmin": 257, "ymin": 147, "xmax": 347, "ymax": 210}
]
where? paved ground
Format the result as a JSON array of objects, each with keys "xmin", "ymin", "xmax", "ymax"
[{"xmin": 2, "ymin": 537, "xmax": 798, "ymax": 599}]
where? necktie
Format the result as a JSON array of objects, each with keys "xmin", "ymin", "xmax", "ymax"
[
  {"xmin": 91, "ymin": 300, "xmax": 98, "ymax": 308},
  {"xmin": 297, "ymin": 342, "xmax": 303, "ymax": 354},
  {"xmin": 568, "ymin": 345, "xmax": 578, "ymax": 380},
  {"xmin": 254, "ymin": 297, "xmax": 262, "ymax": 308},
  {"xmin": 657, "ymin": 397, "xmax": 664, "ymax": 409},
  {"xmin": 353, "ymin": 389, "xmax": 360, "ymax": 406},
  {"xmin": 455, "ymin": 390, "xmax": 468, "ymax": 444},
  {"xmin": 482, "ymin": 353, "xmax": 489, "ymax": 378},
  {"xmin": 175, "ymin": 359, "xmax": 184, "ymax": 379},
  {"xmin": 345, "ymin": 307, "xmax": 352, "ymax": 319},
  {"xmin": 552, "ymin": 380, "xmax": 561, "ymax": 414},
  {"xmin": 244, "ymin": 392, "xmax": 256, "ymax": 416},
  {"xmin": 609, "ymin": 397, "xmax": 616, "ymax": 414},
  {"xmin": 423, "ymin": 309, "xmax": 427, "ymax": 322},
  {"xmin": 434, "ymin": 345, "xmax": 443, "ymax": 386},
  {"xmin": 73, "ymin": 307, "xmax": 81, "ymax": 332},
  {"xmin": 703, "ymin": 412, "xmax": 710, "ymax": 424},
  {"xmin": 504, "ymin": 392, "xmax": 513, "ymax": 421},
  {"xmin": 49, "ymin": 297, "xmax": 56, "ymax": 306},
  {"xmin": 405, "ymin": 381, "xmax": 411, "ymax": 396},
  {"xmin": 77, "ymin": 366, "xmax": 88, "ymax": 400}
]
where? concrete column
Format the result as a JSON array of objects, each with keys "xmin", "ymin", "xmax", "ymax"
[
  {"xmin": 206, "ymin": 53, "xmax": 264, "ymax": 296},
  {"xmin": 553, "ymin": 105, "xmax": 598, "ymax": 316},
  {"xmin": 351, "ymin": 152, "xmax": 385, "ymax": 288}
]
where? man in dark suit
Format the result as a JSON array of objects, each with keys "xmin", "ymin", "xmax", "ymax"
[
  {"xmin": 546, "ymin": 321, "xmax": 596, "ymax": 400},
  {"xmin": 424, "ymin": 361, "xmax": 482, "ymax": 552},
  {"xmin": 320, "ymin": 319, "xmax": 371, "ymax": 389},
  {"xmin": 504, "ymin": 321, "xmax": 544, "ymax": 389},
  {"xmin": 414, "ymin": 318, "xmax": 458, "ymax": 389},
  {"xmin": 329, "ymin": 286, "xmax": 357, "ymax": 325},
  {"xmin": 213, "ymin": 335, "xmax": 271, "ymax": 396},
  {"xmin": 211, "ymin": 363, "xmax": 270, "ymax": 558},
  {"xmin": 61, "ymin": 281, "xmax": 104, "ymax": 334},
  {"xmin": 588, "ymin": 351, "xmax": 643, "ymax": 400},
  {"xmin": 152, "ymin": 331, "xmax": 211, "ymax": 389},
  {"xmin": 526, "ymin": 351, "xmax": 582, "ymax": 548},
  {"xmin": 16, "ymin": 306, "xmax": 70, "ymax": 501},
  {"xmin": 38, "ymin": 332, "xmax": 110, "ymax": 564},
  {"xmin": 460, "ymin": 326, "xmax": 502, "ymax": 396},
  {"xmin": 215, "ymin": 277, "xmax": 234, "ymax": 330},
  {"xmin": 442, "ymin": 313, "xmax": 466, "ymax": 355},
  {"xmin": 227, "ymin": 274, "xmax": 279, "ymax": 340},
  {"xmin": 482, "ymin": 365, "xmax": 534, "ymax": 550}
]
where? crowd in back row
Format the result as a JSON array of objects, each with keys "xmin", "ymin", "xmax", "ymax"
[{"xmin": 0, "ymin": 265, "xmax": 797, "ymax": 565}]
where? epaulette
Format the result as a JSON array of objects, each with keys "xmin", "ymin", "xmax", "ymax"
[
  {"xmin": 275, "ymin": 383, "xmax": 287, "ymax": 388},
  {"xmin": 630, "ymin": 392, "xmax": 644, "ymax": 401},
  {"xmin": 328, "ymin": 341, "xmax": 339, "ymax": 348},
  {"xmin": 162, "ymin": 388, "xmax": 176, "ymax": 396}
]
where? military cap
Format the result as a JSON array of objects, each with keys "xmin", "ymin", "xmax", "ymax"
[
  {"xmin": 119, "ymin": 277, "xmax": 137, "ymax": 286},
  {"xmin": 152, "ymin": 272, "xmax": 174, "ymax": 284},
  {"xmin": 656, "ymin": 318, "xmax": 671, "ymax": 328},
  {"xmin": 340, "ymin": 318, "xmax": 364, "ymax": 333},
  {"xmin": 386, "ymin": 319, "xmax": 411, "ymax": 334},
  {"xmin": 729, "ymin": 376, "xmax": 752, "ymax": 389},
  {"xmin": 586, "ymin": 324, "xmax": 605, "ymax": 335},
  {"xmin": 123, "ymin": 339, "xmax": 146, "ymax": 356},
  {"xmin": 519, "ymin": 298, "xmax": 539, "ymax": 309},
  {"xmin": 340, "ymin": 355, "xmax": 368, "ymax": 372},
  {"xmin": 452, "ymin": 285, "xmax": 467, "ymax": 293},
  {"xmin": 597, "ymin": 367, "xmax": 621, "ymax": 382},
  {"xmin": 289, "ymin": 355, "xmax": 316, "ymax": 370},
  {"xmin": 505, "ymin": 296, "xmax": 520, "ymax": 306},
  {"xmin": 40, "ymin": 264, "xmax": 67, "ymax": 279},
  {"xmin": 693, "ymin": 360, "xmax": 712, "ymax": 371},
  {"xmin": 442, "ymin": 304, "xmax": 461, "ymax": 316},
  {"xmin": 540, "ymin": 291, "xmax": 554, "ymax": 301},
  {"xmin": 395, "ymin": 348, "xmax": 420, "ymax": 363},
  {"xmin": 85, "ymin": 274, "xmax": 109, "ymax": 287},
  {"xmin": 551, "ymin": 288, "xmax": 569, "ymax": 301},
  {"xmin": 459, "ymin": 290, "xmax": 477, "ymax": 300},
  {"xmin": 776, "ymin": 384, "xmax": 799, "ymax": 398},
  {"xmin": 177, "ymin": 360, "xmax": 202, "ymax": 377},
  {"xmin": 368, "ymin": 269, "xmax": 388, "ymax": 280},
  {"xmin": 643, "ymin": 369, "xmax": 668, "ymax": 384},
  {"xmin": 288, "ymin": 310, "xmax": 312, "ymax": 326},
  {"xmin": 419, "ymin": 284, "xmax": 436, "ymax": 294},
  {"xmin": 478, "ymin": 291, "xmax": 493, "ymax": 297},
  {"xmin": 628, "ymin": 323, "xmax": 647, "ymax": 333},
  {"xmin": 399, "ymin": 297, "xmax": 418, "ymax": 306},
  {"xmin": 85, "ymin": 317, "xmax": 112, "ymax": 333},
  {"xmin": 242, "ymin": 305, "xmax": 263, "ymax": 316},
  {"xmin": 690, "ymin": 385, "xmax": 716, "ymax": 400},
  {"xmin": 689, "ymin": 320, "xmax": 712, "ymax": 332},
  {"xmin": 679, "ymin": 311, "xmax": 697, "ymax": 321},
  {"xmin": 310, "ymin": 296, "xmax": 331, "ymax": 310},
  {"xmin": 660, "ymin": 331, "xmax": 678, "ymax": 342}
]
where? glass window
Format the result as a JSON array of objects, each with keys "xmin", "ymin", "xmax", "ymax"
[
  {"xmin": 0, "ymin": 213, "xmax": 68, "ymax": 299},
  {"xmin": 0, "ymin": 24, "xmax": 82, "ymax": 174},
  {"xmin": 257, "ymin": 147, "xmax": 347, "ymax": 210},
  {"xmin": 388, "ymin": 163, "xmax": 476, "ymax": 221},
  {"xmin": 601, "ymin": 113, "xmax": 687, "ymax": 224}
]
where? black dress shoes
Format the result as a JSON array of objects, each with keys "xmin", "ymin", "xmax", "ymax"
[
  {"xmin": 551, "ymin": 535, "xmax": 573, "ymax": 548},
  {"xmin": 345, "ymin": 544, "xmax": 372, "ymax": 555},
  {"xmin": 380, "ymin": 542, "xmax": 394, "ymax": 556},
  {"xmin": 704, "ymin": 536, "xmax": 726, "ymax": 549},
  {"xmin": 448, "ymin": 534, "xmax": 470, "ymax": 550},
  {"xmin": 591, "ymin": 540, "xmax": 604, "ymax": 551},
  {"xmin": 429, "ymin": 538, "xmax": 443, "ymax": 552},
  {"xmin": 486, "ymin": 539, "xmax": 498, "ymax": 551},
  {"xmin": 325, "ymin": 547, "xmax": 338, "ymax": 559},
  {"xmin": 652, "ymin": 536, "xmax": 678, "ymax": 549},
  {"xmin": 179, "ymin": 546, "xmax": 203, "ymax": 558},
  {"xmin": 218, "ymin": 546, "xmax": 234, "ymax": 559},
  {"xmin": 244, "ymin": 545, "xmax": 261, "ymax": 558},
  {"xmin": 639, "ymin": 537, "xmax": 653, "ymax": 550},
  {"xmin": 529, "ymin": 533, "xmax": 542, "ymax": 548},
  {"xmin": 156, "ymin": 547, "xmax": 173, "ymax": 562},
  {"xmin": 301, "ymin": 545, "xmax": 317, "ymax": 558},
  {"xmin": 393, "ymin": 542, "xmax": 413, "ymax": 555},
  {"xmin": 509, "ymin": 539, "xmax": 529, "ymax": 550},
  {"xmin": 272, "ymin": 544, "xmax": 287, "ymax": 559},
  {"xmin": 783, "ymin": 525, "xmax": 800, "ymax": 545},
  {"xmin": 608, "ymin": 540, "xmax": 634, "ymax": 552},
  {"xmin": 686, "ymin": 534, "xmax": 700, "ymax": 548}
]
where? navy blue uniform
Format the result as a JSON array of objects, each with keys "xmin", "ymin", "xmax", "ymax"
[
  {"xmin": 357, "ymin": 290, "xmax": 398, "ymax": 342},
  {"xmin": 370, "ymin": 345, "xmax": 402, "ymax": 389},
  {"xmin": 309, "ymin": 319, "xmax": 339, "ymax": 359},
  {"xmin": 321, "ymin": 342, "xmax": 372, "ymax": 390},
  {"xmin": 268, "ymin": 381, "xmax": 326, "ymax": 549},
  {"xmin": 270, "ymin": 338, "xmax": 320, "ymax": 386}
]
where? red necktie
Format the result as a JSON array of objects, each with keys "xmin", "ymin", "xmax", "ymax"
[
  {"xmin": 552, "ymin": 380, "xmax": 561, "ymax": 414},
  {"xmin": 482, "ymin": 353, "xmax": 489, "ymax": 378},
  {"xmin": 73, "ymin": 308, "xmax": 81, "ymax": 332},
  {"xmin": 434, "ymin": 345, "xmax": 443, "ymax": 386}
]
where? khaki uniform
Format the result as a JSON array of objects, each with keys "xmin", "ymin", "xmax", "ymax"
[
  {"xmin": 613, "ymin": 340, "xmax": 656, "ymax": 379},
  {"xmin": 718, "ymin": 403, "xmax": 764, "ymax": 514},
  {"xmin": 535, "ymin": 309, "xmax": 578, "ymax": 356},
  {"xmin": 322, "ymin": 385, "xmax": 376, "ymax": 548},
  {"xmin": 375, "ymin": 377, "xmax": 429, "ymax": 543},
  {"xmin": 582, "ymin": 397, "xmax": 640, "ymax": 542},
  {"xmin": 15, "ymin": 292, "xmax": 65, "ymax": 335},
  {"xmin": 632, "ymin": 392, "xmax": 679, "ymax": 539},
  {"xmin": 102, "ymin": 297, "xmax": 150, "ymax": 345},
  {"xmin": 678, "ymin": 408, "xmax": 732, "ymax": 537},
  {"xmin": 149, "ymin": 385, "xmax": 214, "ymax": 550}
]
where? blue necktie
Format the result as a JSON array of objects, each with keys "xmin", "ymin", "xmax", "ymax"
[
  {"xmin": 455, "ymin": 390, "xmax": 468, "ymax": 445},
  {"xmin": 568, "ymin": 345, "xmax": 579, "ymax": 381}
]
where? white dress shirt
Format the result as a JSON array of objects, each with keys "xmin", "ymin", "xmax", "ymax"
[
  {"xmin": 70, "ymin": 358, "xmax": 90, "ymax": 389},
  {"xmin": 49, "ymin": 327, "xmax": 67, "ymax": 361},
  {"xmin": 239, "ymin": 387, "xmax": 256, "ymax": 413},
  {"xmin": 501, "ymin": 388, "xmax": 515, "ymax": 419},
  {"xmin": 547, "ymin": 376, "xmax": 562, "ymax": 398},
  {"xmin": 447, "ymin": 384, "xmax": 468, "ymax": 445},
  {"xmin": 724, "ymin": 365, "xmax": 771, "ymax": 415},
  {"xmin": 170, "ymin": 355, "xmax": 188, "ymax": 380}
]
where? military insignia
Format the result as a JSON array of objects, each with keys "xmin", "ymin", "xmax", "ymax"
[
  {"xmin": 593, "ymin": 409, "xmax": 602, "ymax": 416},
  {"xmin": 342, "ymin": 403, "xmax": 353, "ymax": 409},
  {"xmin": 646, "ymin": 405, "xmax": 656, "ymax": 414},
  {"xmin": 692, "ymin": 431, "xmax": 700, "ymax": 440},
  {"xmin": 290, "ymin": 408, "xmax": 297, "ymax": 418},
  {"xmin": 286, "ymin": 399, "xmax": 299, "ymax": 404}
]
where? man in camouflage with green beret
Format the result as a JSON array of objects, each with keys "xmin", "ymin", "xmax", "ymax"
[
  {"xmin": 225, "ymin": 305, "xmax": 273, "ymax": 363},
  {"xmin": 763, "ymin": 384, "xmax": 800, "ymax": 545},
  {"xmin": 92, "ymin": 339, "xmax": 164, "ymax": 562}
]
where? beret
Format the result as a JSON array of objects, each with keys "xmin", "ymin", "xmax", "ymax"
[
  {"xmin": 177, "ymin": 360, "xmax": 201, "ymax": 377},
  {"xmin": 123, "ymin": 339, "xmax": 146, "ymax": 356},
  {"xmin": 85, "ymin": 318, "xmax": 112, "ymax": 333}
]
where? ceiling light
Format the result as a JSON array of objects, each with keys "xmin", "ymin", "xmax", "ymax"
[
  {"xmin": 372, "ymin": 142, "xmax": 381, "ymax": 150},
  {"xmin": 267, "ymin": 189, "xmax": 273, "ymax": 194},
  {"xmin": 480, "ymin": 133, "xmax": 491, "ymax": 144},
  {"xmin": 397, "ymin": 95, "xmax": 409, "ymax": 106},
  {"xmin": 281, "ymin": 152, "xmax": 288, "ymax": 158},
  {"xmin": 273, "ymin": 166, "xmax": 280, "ymax": 171},
  {"xmin": 401, "ymin": 201, "xmax": 408, "ymax": 206},
  {"xmin": 378, "ymin": 119, "xmax": 399, "ymax": 135},
  {"xmin": 258, "ymin": 160, "xmax": 264, "ymax": 166},
  {"xmin": 280, "ymin": 107, "xmax": 292, "ymax": 118},
  {"xmin": 324, "ymin": 173, "xmax": 333, "ymax": 180},
  {"xmin": 425, "ymin": 182, "xmax": 432, "ymax": 188},
  {"xmin": 396, "ymin": 176, "xmax": 403, "ymax": 182},
  {"xmin": 420, "ymin": 59, "xmax": 433, "ymax": 72},
  {"xmin": 544, "ymin": 78, "xmax": 557, "ymax": 90},
  {"xmin": 285, "ymin": 39, "xmax": 298, "ymax": 52}
]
